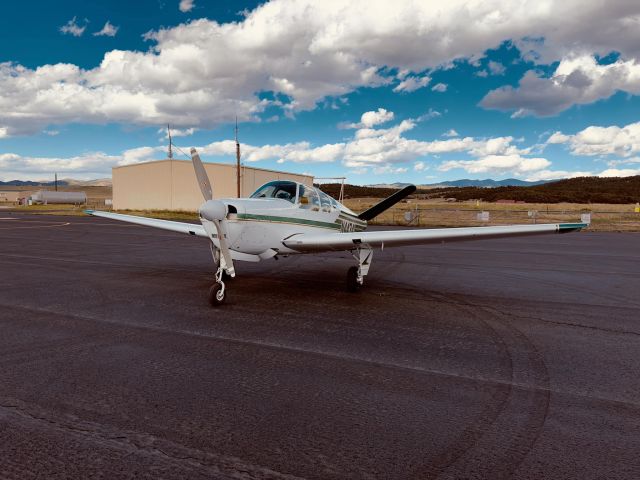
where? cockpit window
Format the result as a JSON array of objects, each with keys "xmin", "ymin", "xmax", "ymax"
[
  {"xmin": 298, "ymin": 184, "xmax": 321, "ymax": 211},
  {"xmin": 250, "ymin": 181, "xmax": 298, "ymax": 203},
  {"xmin": 317, "ymin": 190, "xmax": 334, "ymax": 212}
]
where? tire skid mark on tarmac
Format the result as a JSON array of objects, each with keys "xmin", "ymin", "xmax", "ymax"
[
  {"xmin": 0, "ymin": 397, "xmax": 303, "ymax": 480},
  {"xmin": 402, "ymin": 294, "xmax": 550, "ymax": 479},
  {"xmin": 407, "ymin": 296, "xmax": 515, "ymax": 479}
]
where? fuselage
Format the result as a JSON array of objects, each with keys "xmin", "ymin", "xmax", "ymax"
[{"xmin": 202, "ymin": 181, "xmax": 367, "ymax": 255}]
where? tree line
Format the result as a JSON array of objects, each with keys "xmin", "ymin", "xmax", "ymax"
[{"xmin": 318, "ymin": 176, "xmax": 640, "ymax": 204}]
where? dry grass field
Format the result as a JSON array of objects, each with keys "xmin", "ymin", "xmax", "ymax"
[
  {"xmin": 344, "ymin": 198, "xmax": 640, "ymax": 232},
  {"xmin": 3, "ymin": 185, "xmax": 638, "ymax": 231}
]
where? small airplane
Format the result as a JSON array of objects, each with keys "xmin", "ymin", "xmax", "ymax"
[{"xmin": 87, "ymin": 148, "xmax": 588, "ymax": 306}]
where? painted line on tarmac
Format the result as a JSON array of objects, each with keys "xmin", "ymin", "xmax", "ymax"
[{"xmin": 0, "ymin": 221, "xmax": 71, "ymax": 230}]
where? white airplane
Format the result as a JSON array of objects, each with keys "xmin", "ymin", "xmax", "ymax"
[{"xmin": 87, "ymin": 148, "xmax": 588, "ymax": 306}]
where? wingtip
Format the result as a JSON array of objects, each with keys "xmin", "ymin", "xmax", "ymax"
[{"xmin": 84, "ymin": 209, "xmax": 95, "ymax": 216}]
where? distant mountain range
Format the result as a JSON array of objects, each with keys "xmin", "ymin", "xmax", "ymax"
[
  {"xmin": 367, "ymin": 178, "xmax": 555, "ymax": 188},
  {"xmin": 0, "ymin": 178, "xmax": 112, "ymax": 187}
]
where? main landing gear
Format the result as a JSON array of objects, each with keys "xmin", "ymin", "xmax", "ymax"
[{"xmin": 347, "ymin": 246, "xmax": 372, "ymax": 293}]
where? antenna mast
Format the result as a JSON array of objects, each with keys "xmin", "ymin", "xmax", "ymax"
[
  {"xmin": 167, "ymin": 124, "xmax": 173, "ymax": 159},
  {"xmin": 235, "ymin": 117, "xmax": 241, "ymax": 198}
]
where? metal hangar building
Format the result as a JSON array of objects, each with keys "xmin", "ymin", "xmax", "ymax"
[{"xmin": 112, "ymin": 159, "xmax": 314, "ymax": 211}]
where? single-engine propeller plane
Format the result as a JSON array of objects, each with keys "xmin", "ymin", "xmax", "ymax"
[{"xmin": 87, "ymin": 148, "xmax": 588, "ymax": 306}]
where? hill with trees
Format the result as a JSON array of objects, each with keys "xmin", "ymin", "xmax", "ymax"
[{"xmin": 318, "ymin": 176, "xmax": 640, "ymax": 204}]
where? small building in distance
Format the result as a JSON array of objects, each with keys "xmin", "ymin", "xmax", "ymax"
[
  {"xmin": 112, "ymin": 159, "xmax": 314, "ymax": 211},
  {"xmin": 0, "ymin": 191, "xmax": 21, "ymax": 203},
  {"xmin": 30, "ymin": 190, "xmax": 87, "ymax": 205}
]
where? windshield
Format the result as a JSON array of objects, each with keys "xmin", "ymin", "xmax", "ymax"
[{"xmin": 250, "ymin": 181, "xmax": 298, "ymax": 203}]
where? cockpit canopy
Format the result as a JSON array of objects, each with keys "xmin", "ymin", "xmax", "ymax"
[{"xmin": 250, "ymin": 180, "xmax": 354, "ymax": 214}]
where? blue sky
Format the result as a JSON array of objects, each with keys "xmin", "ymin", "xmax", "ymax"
[{"xmin": 1, "ymin": 0, "xmax": 640, "ymax": 183}]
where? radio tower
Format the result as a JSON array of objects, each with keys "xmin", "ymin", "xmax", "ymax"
[{"xmin": 235, "ymin": 117, "xmax": 241, "ymax": 198}]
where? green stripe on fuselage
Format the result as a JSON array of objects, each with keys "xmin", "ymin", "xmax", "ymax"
[{"xmin": 236, "ymin": 213, "xmax": 341, "ymax": 230}]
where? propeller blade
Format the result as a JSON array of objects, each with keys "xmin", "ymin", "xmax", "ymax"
[
  {"xmin": 212, "ymin": 220, "xmax": 235, "ymax": 277},
  {"xmin": 191, "ymin": 147, "xmax": 213, "ymax": 201}
]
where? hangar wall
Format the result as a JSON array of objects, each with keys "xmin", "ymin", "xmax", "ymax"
[{"xmin": 113, "ymin": 159, "xmax": 314, "ymax": 211}]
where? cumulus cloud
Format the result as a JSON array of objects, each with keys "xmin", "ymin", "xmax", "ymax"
[
  {"xmin": 14, "ymin": 108, "xmax": 634, "ymax": 181},
  {"xmin": 488, "ymin": 60, "xmax": 506, "ymax": 75},
  {"xmin": 431, "ymin": 83, "xmax": 447, "ymax": 92},
  {"xmin": 342, "ymin": 108, "xmax": 395, "ymax": 129},
  {"xmin": 179, "ymin": 0, "xmax": 195, "ymax": 12},
  {"xmin": 598, "ymin": 168, "xmax": 640, "ymax": 177},
  {"xmin": 2, "ymin": 0, "xmax": 639, "ymax": 136},
  {"xmin": 393, "ymin": 75, "xmax": 431, "ymax": 93},
  {"xmin": 159, "ymin": 127, "xmax": 197, "ymax": 139},
  {"xmin": 439, "ymin": 154, "xmax": 551, "ymax": 175},
  {"xmin": 546, "ymin": 121, "xmax": 640, "ymax": 157},
  {"xmin": 93, "ymin": 21, "xmax": 119, "ymax": 37},
  {"xmin": 524, "ymin": 169, "xmax": 593, "ymax": 182},
  {"xmin": 60, "ymin": 17, "xmax": 87, "ymax": 37},
  {"xmin": 481, "ymin": 55, "xmax": 640, "ymax": 116},
  {"xmin": 443, "ymin": 129, "xmax": 459, "ymax": 137}
]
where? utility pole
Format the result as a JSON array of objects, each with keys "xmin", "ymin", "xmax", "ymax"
[
  {"xmin": 235, "ymin": 117, "xmax": 241, "ymax": 198},
  {"xmin": 167, "ymin": 124, "xmax": 173, "ymax": 159},
  {"xmin": 55, "ymin": 172, "xmax": 58, "ymax": 191}
]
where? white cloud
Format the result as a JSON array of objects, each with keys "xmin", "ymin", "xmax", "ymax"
[
  {"xmin": 2, "ymin": 0, "xmax": 639, "ymax": 136},
  {"xmin": 179, "ymin": 0, "xmax": 195, "ymax": 12},
  {"xmin": 547, "ymin": 121, "xmax": 640, "ymax": 157},
  {"xmin": 442, "ymin": 129, "xmax": 459, "ymax": 137},
  {"xmin": 416, "ymin": 108, "xmax": 441, "ymax": 122},
  {"xmin": 93, "ymin": 21, "xmax": 119, "ymax": 37},
  {"xmin": 159, "ymin": 127, "xmax": 197, "ymax": 139},
  {"xmin": 343, "ymin": 108, "xmax": 395, "ymax": 129},
  {"xmin": 4, "ymin": 109, "xmax": 597, "ymax": 181},
  {"xmin": 393, "ymin": 75, "xmax": 431, "ymax": 93},
  {"xmin": 60, "ymin": 17, "xmax": 87, "ymax": 37},
  {"xmin": 598, "ymin": 168, "xmax": 640, "ymax": 177},
  {"xmin": 360, "ymin": 108, "xmax": 395, "ymax": 128},
  {"xmin": 481, "ymin": 55, "xmax": 640, "ymax": 116},
  {"xmin": 373, "ymin": 166, "xmax": 408, "ymax": 175},
  {"xmin": 488, "ymin": 60, "xmax": 505, "ymax": 75},
  {"xmin": 439, "ymin": 154, "xmax": 551, "ymax": 175},
  {"xmin": 431, "ymin": 83, "xmax": 447, "ymax": 92},
  {"xmin": 524, "ymin": 169, "xmax": 593, "ymax": 181}
]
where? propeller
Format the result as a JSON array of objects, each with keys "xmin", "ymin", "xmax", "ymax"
[{"xmin": 191, "ymin": 148, "xmax": 235, "ymax": 278}]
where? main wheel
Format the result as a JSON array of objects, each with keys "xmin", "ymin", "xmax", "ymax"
[
  {"xmin": 346, "ymin": 266, "xmax": 360, "ymax": 293},
  {"xmin": 208, "ymin": 283, "xmax": 226, "ymax": 306}
]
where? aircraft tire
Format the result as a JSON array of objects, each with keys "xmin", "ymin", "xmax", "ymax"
[
  {"xmin": 346, "ymin": 266, "xmax": 360, "ymax": 293},
  {"xmin": 209, "ymin": 283, "xmax": 226, "ymax": 306}
]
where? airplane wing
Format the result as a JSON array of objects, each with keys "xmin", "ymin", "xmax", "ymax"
[
  {"xmin": 85, "ymin": 210, "xmax": 207, "ymax": 237},
  {"xmin": 283, "ymin": 223, "xmax": 588, "ymax": 252}
]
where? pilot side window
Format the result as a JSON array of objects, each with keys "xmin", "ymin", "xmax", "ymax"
[{"xmin": 298, "ymin": 185, "xmax": 320, "ymax": 211}]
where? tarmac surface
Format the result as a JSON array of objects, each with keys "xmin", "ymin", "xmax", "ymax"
[{"xmin": 1, "ymin": 213, "xmax": 639, "ymax": 479}]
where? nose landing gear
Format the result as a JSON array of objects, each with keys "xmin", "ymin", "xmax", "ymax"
[{"xmin": 209, "ymin": 266, "xmax": 227, "ymax": 306}]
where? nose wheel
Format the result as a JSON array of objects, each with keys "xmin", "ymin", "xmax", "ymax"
[{"xmin": 209, "ymin": 266, "xmax": 227, "ymax": 306}]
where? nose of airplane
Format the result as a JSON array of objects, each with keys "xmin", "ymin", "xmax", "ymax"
[{"xmin": 199, "ymin": 199, "xmax": 227, "ymax": 221}]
